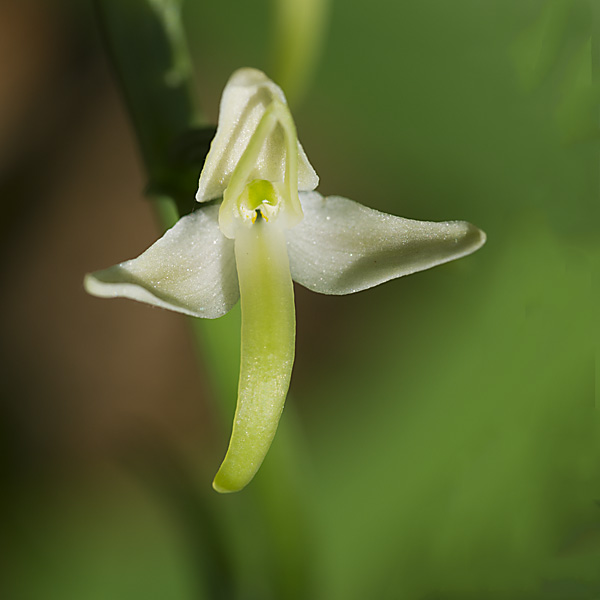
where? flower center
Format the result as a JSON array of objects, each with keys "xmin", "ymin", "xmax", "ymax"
[
  {"xmin": 218, "ymin": 99, "xmax": 304, "ymax": 239},
  {"xmin": 238, "ymin": 179, "xmax": 284, "ymax": 224}
]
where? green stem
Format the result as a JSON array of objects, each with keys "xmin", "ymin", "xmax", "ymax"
[
  {"xmin": 270, "ymin": 0, "xmax": 330, "ymax": 106},
  {"xmin": 93, "ymin": 0, "xmax": 206, "ymax": 214}
]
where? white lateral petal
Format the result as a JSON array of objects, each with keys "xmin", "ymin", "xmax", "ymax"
[
  {"xmin": 196, "ymin": 68, "xmax": 318, "ymax": 203},
  {"xmin": 84, "ymin": 205, "xmax": 238, "ymax": 318},
  {"xmin": 287, "ymin": 191, "xmax": 486, "ymax": 295}
]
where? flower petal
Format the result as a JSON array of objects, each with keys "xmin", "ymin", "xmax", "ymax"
[
  {"xmin": 213, "ymin": 218, "xmax": 295, "ymax": 493},
  {"xmin": 286, "ymin": 191, "xmax": 486, "ymax": 295},
  {"xmin": 84, "ymin": 205, "xmax": 239, "ymax": 318},
  {"xmin": 195, "ymin": 68, "xmax": 318, "ymax": 203}
]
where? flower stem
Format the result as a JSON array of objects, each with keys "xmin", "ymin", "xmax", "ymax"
[{"xmin": 93, "ymin": 0, "xmax": 207, "ymax": 215}]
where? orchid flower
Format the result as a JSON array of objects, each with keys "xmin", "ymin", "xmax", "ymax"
[{"xmin": 84, "ymin": 68, "xmax": 486, "ymax": 493}]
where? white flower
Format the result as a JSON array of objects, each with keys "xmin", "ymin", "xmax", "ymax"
[{"xmin": 85, "ymin": 68, "xmax": 486, "ymax": 493}]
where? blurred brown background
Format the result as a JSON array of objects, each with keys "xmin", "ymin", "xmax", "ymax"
[{"xmin": 0, "ymin": 0, "xmax": 218, "ymax": 470}]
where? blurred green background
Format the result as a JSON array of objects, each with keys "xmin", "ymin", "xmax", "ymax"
[{"xmin": 0, "ymin": 0, "xmax": 597, "ymax": 599}]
